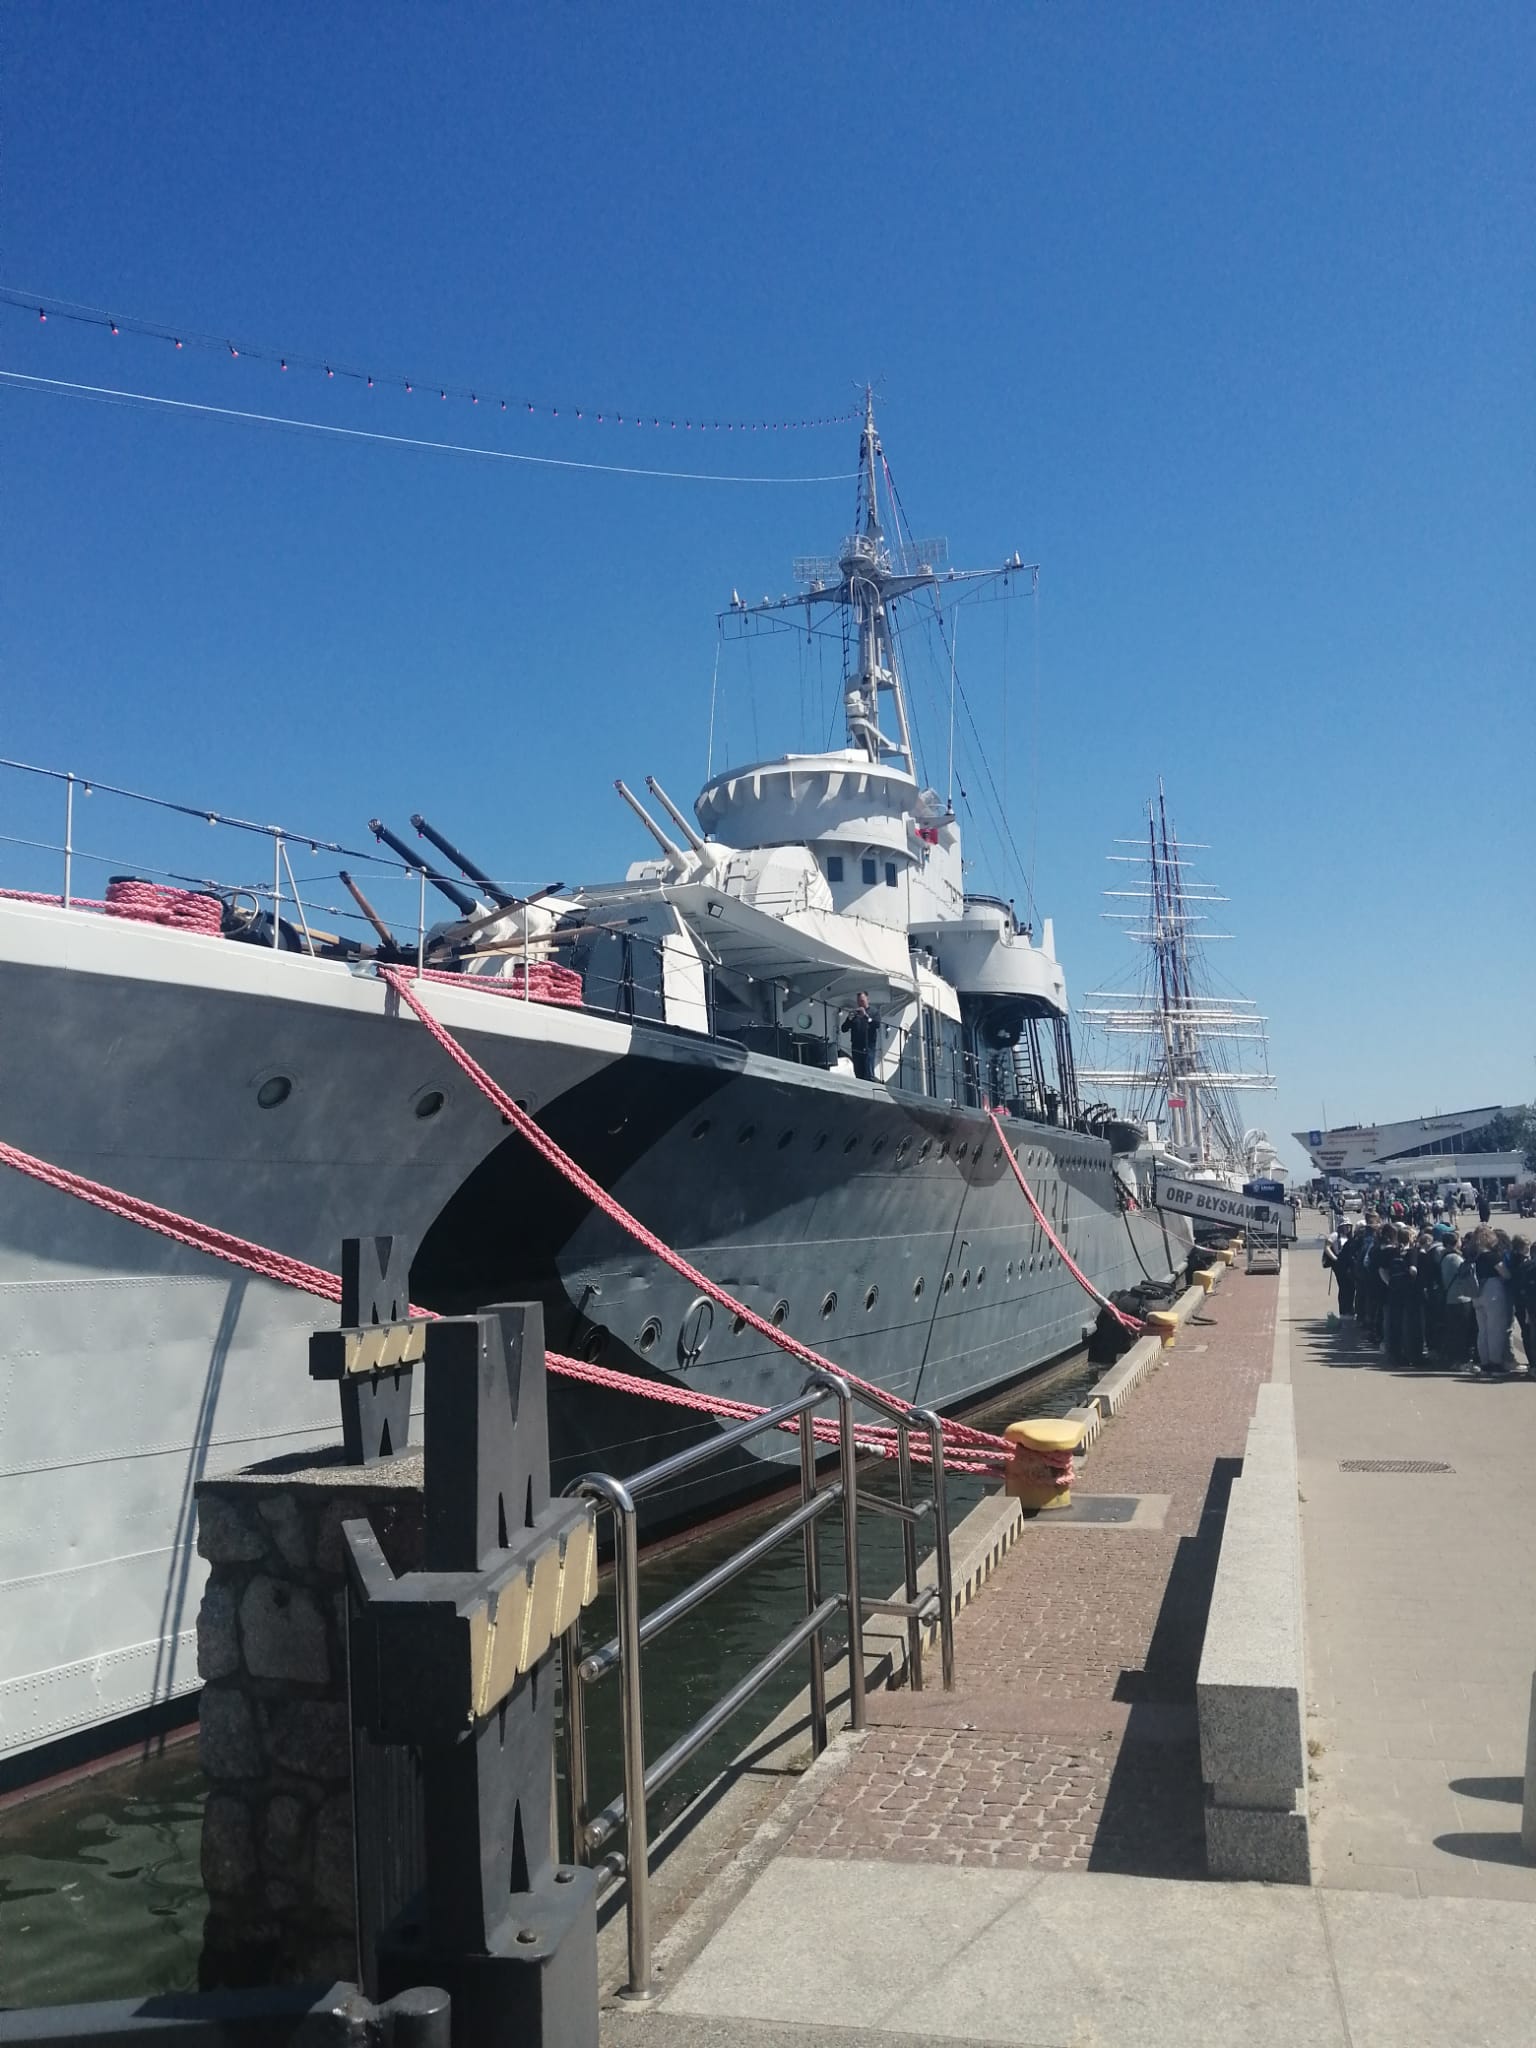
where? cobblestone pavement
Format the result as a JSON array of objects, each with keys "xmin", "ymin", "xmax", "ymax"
[{"xmin": 789, "ymin": 1264, "xmax": 1279, "ymax": 1874}]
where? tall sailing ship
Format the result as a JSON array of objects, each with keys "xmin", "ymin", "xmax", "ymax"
[
  {"xmin": 1078, "ymin": 785, "xmax": 1280, "ymax": 1185},
  {"xmin": 0, "ymin": 395, "xmax": 1184, "ymax": 1779}
]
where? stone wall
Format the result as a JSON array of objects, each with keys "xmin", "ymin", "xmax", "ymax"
[{"xmin": 195, "ymin": 1447, "xmax": 424, "ymax": 1989}]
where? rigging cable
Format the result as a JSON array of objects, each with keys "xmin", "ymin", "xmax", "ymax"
[
  {"xmin": 0, "ymin": 372, "xmax": 860, "ymax": 487},
  {"xmin": 878, "ymin": 451, "xmax": 1040, "ymax": 925}
]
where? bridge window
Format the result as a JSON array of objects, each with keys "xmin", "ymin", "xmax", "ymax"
[
  {"xmin": 826, "ymin": 855, "xmax": 844, "ymax": 883},
  {"xmin": 861, "ymin": 857, "xmax": 878, "ymax": 886},
  {"xmin": 884, "ymin": 861, "xmax": 897, "ymax": 888}
]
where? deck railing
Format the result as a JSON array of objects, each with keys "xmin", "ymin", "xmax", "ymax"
[{"xmin": 559, "ymin": 1371, "xmax": 954, "ymax": 2001}]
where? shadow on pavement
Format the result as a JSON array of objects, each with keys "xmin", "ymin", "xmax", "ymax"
[
  {"xmin": 1292, "ymin": 1313, "xmax": 1481, "ymax": 1381},
  {"xmin": 1449, "ymin": 1776, "xmax": 1524, "ymax": 1804},
  {"xmin": 1433, "ymin": 1829, "xmax": 1534, "ymax": 1867},
  {"xmin": 1089, "ymin": 1456, "xmax": 1244, "ymax": 1881}
]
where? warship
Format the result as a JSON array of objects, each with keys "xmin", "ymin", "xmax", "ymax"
[{"xmin": 0, "ymin": 396, "xmax": 1184, "ymax": 1778}]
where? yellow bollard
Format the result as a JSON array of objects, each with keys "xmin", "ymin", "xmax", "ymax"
[
  {"xmin": 1219, "ymin": 1247, "xmax": 1237, "ymax": 1266},
  {"xmin": 1146, "ymin": 1308, "xmax": 1180, "ymax": 1347},
  {"xmin": 1003, "ymin": 1417, "xmax": 1085, "ymax": 1509},
  {"xmin": 1196, "ymin": 1266, "xmax": 1217, "ymax": 1295}
]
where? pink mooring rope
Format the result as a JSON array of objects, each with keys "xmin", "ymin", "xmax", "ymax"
[
  {"xmin": 987, "ymin": 1108, "xmax": 1146, "ymax": 1334},
  {"xmin": 380, "ymin": 966, "xmax": 1012, "ymax": 1462},
  {"xmin": 0, "ymin": 1134, "xmax": 998, "ymax": 1472}
]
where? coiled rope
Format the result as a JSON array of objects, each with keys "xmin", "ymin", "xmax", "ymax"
[
  {"xmin": 103, "ymin": 877, "xmax": 224, "ymax": 933},
  {"xmin": 3, "ymin": 879, "xmax": 223, "ymax": 934}
]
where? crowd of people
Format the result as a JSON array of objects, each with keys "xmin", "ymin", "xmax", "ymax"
[{"xmin": 1323, "ymin": 1208, "xmax": 1535, "ymax": 1372}]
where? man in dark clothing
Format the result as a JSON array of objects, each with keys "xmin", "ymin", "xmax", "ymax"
[
  {"xmin": 1386, "ymin": 1230, "xmax": 1425, "ymax": 1366},
  {"xmin": 1419, "ymin": 1232, "xmax": 1445, "ymax": 1359},
  {"xmin": 1356, "ymin": 1219, "xmax": 1385, "ymax": 1347},
  {"xmin": 840, "ymin": 991, "xmax": 880, "ymax": 1082},
  {"xmin": 1335, "ymin": 1226, "xmax": 1359, "ymax": 1317},
  {"xmin": 1477, "ymin": 1190, "xmax": 1492, "ymax": 1225}
]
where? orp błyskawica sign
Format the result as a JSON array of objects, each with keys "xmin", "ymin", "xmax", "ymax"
[{"xmin": 1152, "ymin": 1171, "xmax": 1297, "ymax": 1240}]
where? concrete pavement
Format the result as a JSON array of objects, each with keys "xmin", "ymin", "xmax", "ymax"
[
  {"xmin": 643, "ymin": 1849, "xmax": 1536, "ymax": 2047},
  {"xmin": 1287, "ymin": 1229, "xmax": 1536, "ymax": 1899},
  {"xmin": 604, "ymin": 1229, "xmax": 1536, "ymax": 2045}
]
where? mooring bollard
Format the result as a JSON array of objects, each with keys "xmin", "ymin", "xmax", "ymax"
[
  {"xmin": 344, "ymin": 1303, "xmax": 600, "ymax": 2048},
  {"xmin": 1003, "ymin": 1417, "xmax": 1084, "ymax": 1509}
]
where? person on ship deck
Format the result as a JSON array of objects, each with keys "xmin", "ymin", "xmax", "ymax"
[{"xmin": 840, "ymin": 991, "xmax": 881, "ymax": 1083}]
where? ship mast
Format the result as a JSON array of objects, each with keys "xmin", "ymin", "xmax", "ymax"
[
  {"xmin": 843, "ymin": 389, "xmax": 915, "ymax": 766},
  {"xmin": 1079, "ymin": 784, "xmax": 1276, "ymax": 1173},
  {"xmin": 721, "ymin": 387, "xmax": 1035, "ymax": 777}
]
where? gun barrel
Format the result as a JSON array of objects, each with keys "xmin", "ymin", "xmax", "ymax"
[
  {"xmin": 368, "ymin": 819, "xmax": 478, "ymax": 915},
  {"xmin": 409, "ymin": 813, "xmax": 515, "ymax": 907}
]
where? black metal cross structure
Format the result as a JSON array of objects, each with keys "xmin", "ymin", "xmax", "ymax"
[{"xmin": 344, "ymin": 1302, "xmax": 599, "ymax": 2048}]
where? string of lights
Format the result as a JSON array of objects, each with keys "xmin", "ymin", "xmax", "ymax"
[
  {"xmin": 0, "ymin": 370, "xmax": 859, "ymax": 485},
  {"xmin": 2, "ymin": 287, "xmax": 858, "ymax": 434}
]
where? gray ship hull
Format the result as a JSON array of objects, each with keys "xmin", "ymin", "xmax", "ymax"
[{"xmin": 0, "ymin": 902, "xmax": 1182, "ymax": 1772}]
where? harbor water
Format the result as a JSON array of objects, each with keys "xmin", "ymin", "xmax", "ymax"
[{"xmin": 0, "ymin": 1353, "xmax": 1100, "ymax": 2006}]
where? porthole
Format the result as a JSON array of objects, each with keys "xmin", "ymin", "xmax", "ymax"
[
  {"xmin": 737, "ymin": 1123, "xmax": 756, "ymax": 1146},
  {"xmin": 913, "ymin": 1276, "xmax": 926, "ymax": 1301},
  {"xmin": 731, "ymin": 1312, "xmax": 748, "ymax": 1336},
  {"xmin": 1006, "ymin": 1260, "xmax": 1015, "ymax": 1282},
  {"xmin": 956, "ymin": 1142, "xmax": 969, "ymax": 1163},
  {"xmin": 256, "ymin": 1075, "xmax": 293, "ymax": 1109},
  {"xmin": 993, "ymin": 1145, "xmax": 1002, "ymax": 1164},
  {"xmin": 942, "ymin": 1271, "xmax": 954, "ymax": 1294},
  {"xmin": 820, "ymin": 1290, "xmax": 837, "ymax": 1319},
  {"xmin": 580, "ymin": 1326, "xmax": 607, "ymax": 1363},
  {"xmin": 777, "ymin": 1129, "xmax": 795, "ymax": 1150},
  {"xmin": 977, "ymin": 1265, "xmax": 986, "ymax": 1287},
  {"xmin": 771, "ymin": 1298, "xmax": 790, "ymax": 1327},
  {"xmin": 413, "ymin": 1088, "xmax": 446, "ymax": 1120},
  {"xmin": 939, "ymin": 1140, "xmax": 950, "ymax": 1159},
  {"xmin": 919, "ymin": 1138, "xmax": 933, "ymax": 1160},
  {"xmin": 691, "ymin": 1118, "xmax": 712, "ymax": 1141},
  {"xmin": 871, "ymin": 1136, "xmax": 886, "ymax": 1158},
  {"xmin": 637, "ymin": 1317, "xmax": 662, "ymax": 1355},
  {"xmin": 812, "ymin": 1131, "xmax": 829, "ymax": 1152},
  {"xmin": 607, "ymin": 1118, "xmax": 627, "ymax": 1136},
  {"xmin": 960, "ymin": 1268, "xmax": 971, "ymax": 1290},
  {"xmin": 896, "ymin": 1137, "xmax": 911, "ymax": 1162},
  {"xmin": 843, "ymin": 1134, "xmax": 859, "ymax": 1154},
  {"xmin": 864, "ymin": 1284, "xmax": 879, "ymax": 1312}
]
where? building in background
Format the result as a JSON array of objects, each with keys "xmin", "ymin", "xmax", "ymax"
[{"xmin": 1294, "ymin": 1107, "xmax": 1526, "ymax": 1194}]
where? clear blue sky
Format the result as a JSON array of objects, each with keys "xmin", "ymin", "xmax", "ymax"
[{"xmin": 2, "ymin": 3, "xmax": 1532, "ymax": 1172}]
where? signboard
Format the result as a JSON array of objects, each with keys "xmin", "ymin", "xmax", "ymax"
[{"xmin": 1152, "ymin": 1169, "xmax": 1297, "ymax": 1241}]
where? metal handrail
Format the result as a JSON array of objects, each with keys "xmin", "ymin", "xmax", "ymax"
[{"xmin": 558, "ymin": 1368, "xmax": 956, "ymax": 2002}]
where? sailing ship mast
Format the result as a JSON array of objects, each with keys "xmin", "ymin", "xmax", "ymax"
[{"xmin": 1079, "ymin": 784, "xmax": 1275, "ymax": 1174}]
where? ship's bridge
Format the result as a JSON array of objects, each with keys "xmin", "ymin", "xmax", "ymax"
[
  {"xmin": 695, "ymin": 750, "xmax": 962, "ymax": 938},
  {"xmin": 908, "ymin": 895, "xmax": 1068, "ymax": 1020}
]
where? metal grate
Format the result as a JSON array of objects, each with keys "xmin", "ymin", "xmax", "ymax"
[{"xmin": 1339, "ymin": 1459, "xmax": 1454, "ymax": 1474}]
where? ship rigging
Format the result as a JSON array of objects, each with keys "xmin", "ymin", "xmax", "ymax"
[{"xmin": 1077, "ymin": 784, "xmax": 1277, "ymax": 1179}]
